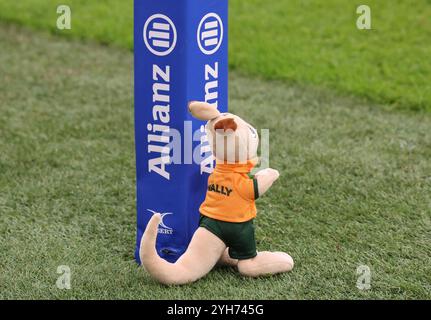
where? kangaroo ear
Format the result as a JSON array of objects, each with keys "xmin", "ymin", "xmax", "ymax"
[
  {"xmin": 214, "ymin": 118, "xmax": 237, "ymax": 132},
  {"xmin": 188, "ymin": 101, "xmax": 221, "ymax": 121}
]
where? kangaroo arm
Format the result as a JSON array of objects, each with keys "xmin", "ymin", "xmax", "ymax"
[{"xmin": 254, "ymin": 168, "xmax": 280, "ymax": 197}]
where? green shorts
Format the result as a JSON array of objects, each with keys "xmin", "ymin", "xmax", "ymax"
[{"xmin": 199, "ymin": 215, "xmax": 257, "ymax": 260}]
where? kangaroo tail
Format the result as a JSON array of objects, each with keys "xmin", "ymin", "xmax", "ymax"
[{"xmin": 139, "ymin": 214, "xmax": 226, "ymax": 285}]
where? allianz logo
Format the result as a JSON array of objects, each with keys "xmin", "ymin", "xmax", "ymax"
[
  {"xmin": 144, "ymin": 14, "xmax": 177, "ymax": 56},
  {"xmin": 197, "ymin": 13, "xmax": 223, "ymax": 55}
]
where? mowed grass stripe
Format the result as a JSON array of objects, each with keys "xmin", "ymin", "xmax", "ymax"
[
  {"xmin": 0, "ymin": 25, "xmax": 430, "ymax": 299},
  {"xmin": 0, "ymin": 0, "xmax": 430, "ymax": 111}
]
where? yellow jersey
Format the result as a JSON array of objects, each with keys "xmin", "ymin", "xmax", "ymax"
[{"xmin": 199, "ymin": 160, "xmax": 259, "ymax": 223}]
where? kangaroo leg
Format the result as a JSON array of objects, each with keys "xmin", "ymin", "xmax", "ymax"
[
  {"xmin": 217, "ymin": 248, "xmax": 238, "ymax": 267},
  {"xmin": 140, "ymin": 214, "xmax": 226, "ymax": 285},
  {"xmin": 237, "ymin": 251, "xmax": 294, "ymax": 278}
]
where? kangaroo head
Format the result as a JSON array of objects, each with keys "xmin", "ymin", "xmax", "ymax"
[{"xmin": 188, "ymin": 101, "xmax": 259, "ymax": 164}]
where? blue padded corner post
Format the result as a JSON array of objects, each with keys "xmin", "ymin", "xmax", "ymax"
[{"xmin": 134, "ymin": 0, "xmax": 228, "ymax": 263}]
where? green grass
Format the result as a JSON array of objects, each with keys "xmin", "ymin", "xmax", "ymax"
[
  {"xmin": 1, "ymin": 25, "xmax": 430, "ymax": 299},
  {"xmin": 0, "ymin": 0, "xmax": 430, "ymax": 112}
]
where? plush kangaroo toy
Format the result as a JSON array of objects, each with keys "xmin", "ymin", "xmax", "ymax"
[{"xmin": 139, "ymin": 101, "xmax": 294, "ymax": 285}]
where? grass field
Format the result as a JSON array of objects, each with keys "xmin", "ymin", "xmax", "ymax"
[
  {"xmin": 0, "ymin": 24, "xmax": 430, "ymax": 299},
  {"xmin": 0, "ymin": 0, "xmax": 430, "ymax": 112}
]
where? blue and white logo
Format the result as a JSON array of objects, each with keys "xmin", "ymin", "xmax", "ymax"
[
  {"xmin": 197, "ymin": 13, "xmax": 223, "ymax": 55},
  {"xmin": 144, "ymin": 14, "xmax": 177, "ymax": 56},
  {"xmin": 147, "ymin": 209, "xmax": 174, "ymax": 234}
]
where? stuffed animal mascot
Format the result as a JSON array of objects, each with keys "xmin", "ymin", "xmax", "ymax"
[{"xmin": 139, "ymin": 101, "xmax": 294, "ymax": 285}]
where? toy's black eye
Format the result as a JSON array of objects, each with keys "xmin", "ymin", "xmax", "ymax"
[{"xmin": 248, "ymin": 126, "xmax": 257, "ymax": 138}]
